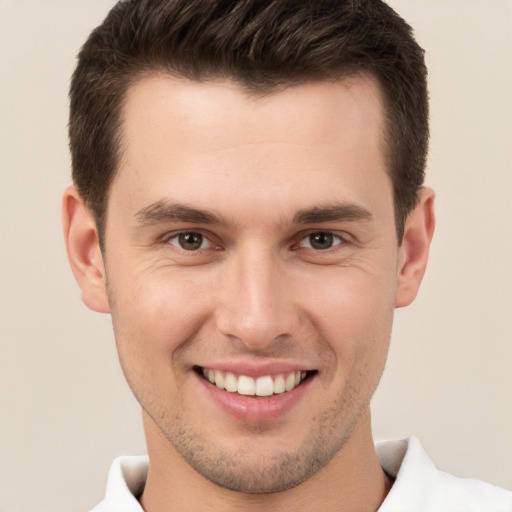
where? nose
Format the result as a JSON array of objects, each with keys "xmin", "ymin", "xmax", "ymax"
[{"xmin": 215, "ymin": 245, "xmax": 300, "ymax": 350}]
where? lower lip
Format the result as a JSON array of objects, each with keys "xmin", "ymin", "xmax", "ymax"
[{"xmin": 196, "ymin": 372, "xmax": 314, "ymax": 423}]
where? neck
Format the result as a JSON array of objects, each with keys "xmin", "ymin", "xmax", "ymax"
[{"xmin": 139, "ymin": 409, "xmax": 392, "ymax": 512}]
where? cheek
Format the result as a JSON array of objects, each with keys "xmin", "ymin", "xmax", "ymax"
[
  {"xmin": 109, "ymin": 268, "xmax": 213, "ymax": 375},
  {"xmin": 298, "ymin": 265, "xmax": 396, "ymax": 369}
]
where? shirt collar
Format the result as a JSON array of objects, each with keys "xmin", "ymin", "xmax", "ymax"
[{"xmin": 91, "ymin": 437, "xmax": 459, "ymax": 512}]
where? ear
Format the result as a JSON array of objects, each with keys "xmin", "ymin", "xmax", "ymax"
[
  {"xmin": 62, "ymin": 185, "xmax": 110, "ymax": 313},
  {"xmin": 395, "ymin": 187, "xmax": 435, "ymax": 308}
]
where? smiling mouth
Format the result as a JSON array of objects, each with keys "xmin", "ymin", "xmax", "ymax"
[{"xmin": 195, "ymin": 366, "xmax": 316, "ymax": 397}]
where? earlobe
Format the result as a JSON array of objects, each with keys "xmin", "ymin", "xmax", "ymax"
[
  {"xmin": 62, "ymin": 185, "xmax": 110, "ymax": 313},
  {"xmin": 395, "ymin": 187, "xmax": 435, "ymax": 308}
]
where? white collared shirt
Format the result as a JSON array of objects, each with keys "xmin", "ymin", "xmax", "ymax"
[{"xmin": 90, "ymin": 437, "xmax": 512, "ymax": 511}]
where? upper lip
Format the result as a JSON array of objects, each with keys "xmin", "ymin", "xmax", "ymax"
[{"xmin": 194, "ymin": 361, "xmax": 315, "ymax": 378}]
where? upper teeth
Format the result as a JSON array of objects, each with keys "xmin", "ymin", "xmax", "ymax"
[{"xmin": 201, "ymin": 368, "xmax": 307, "ymax": 396}]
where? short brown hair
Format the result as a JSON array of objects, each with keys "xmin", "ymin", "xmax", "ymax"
[{"xmin": 69, "ymin": 0, "xmax": 428, "ymax": 242}]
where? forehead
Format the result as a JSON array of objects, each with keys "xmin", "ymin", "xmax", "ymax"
[
  {"xmin": 109, "ymin": 73, "xmax": 391, "ymax": 225},
  {"xmin": 119, "ymin": 72, "xmax": 386, "ymax": 157}
]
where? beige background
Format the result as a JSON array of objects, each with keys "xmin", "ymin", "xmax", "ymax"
[{"xmin": 0, "ymin": 1, "xmax": 511, "ymax": 511}]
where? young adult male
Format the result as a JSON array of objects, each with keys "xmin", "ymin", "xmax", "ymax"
[{"xmin": 62, "ymin": 0, "xmax": 512, "ymax": 510}]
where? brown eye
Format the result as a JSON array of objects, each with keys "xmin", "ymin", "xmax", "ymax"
[
  {"xmin": 169, "ymin": 232, "xmax": 208, "ymax": 251},
  {"xmin": 299, "ymin": 232, "xmax": 342, "ymax": 250},
  {"xmin": 309, "ymin": 232, "xmax": 333, "ymax": 249}
]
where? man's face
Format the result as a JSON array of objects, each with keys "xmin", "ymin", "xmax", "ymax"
[{"xmin": 103, "ymin": 74, "xmax": 401, "ymax": 491}]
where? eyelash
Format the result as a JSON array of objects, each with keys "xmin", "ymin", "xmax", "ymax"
[
  {"xmin": 296, "ymin": 231, "xmax": 345, "ymax": 251},
  {"xmin": 165, "ymin": 231, "xmax": 217, "ymax": 251},
  {"xmin": 163, "ymin": 230, "xmax": 349, "ymax": 253}
]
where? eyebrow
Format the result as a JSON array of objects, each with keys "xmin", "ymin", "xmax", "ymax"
[
  {"xmin": 134, "ymin": 201, "xmax": 225, "ymax": 226},
  {"xmin": 293, "ymin": 203, "xmax": 373, "ymax": 224},
  {"xmin": 134, "ymin": 200, "xmax": 373, "ymax": 228}
]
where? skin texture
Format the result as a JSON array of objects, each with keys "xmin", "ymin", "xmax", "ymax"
[{"xmin": 63, "ymin": 74, "xmax": 434, "ymax": 511}]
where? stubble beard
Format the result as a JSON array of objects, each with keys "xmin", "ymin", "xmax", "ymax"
[
  {"xmin": 107, "ymin": 269, "xmax": 393, "ymax": 494},
  {"xmin": 146, "ymin": 379, "xmax": 373, "ymax": 494}
]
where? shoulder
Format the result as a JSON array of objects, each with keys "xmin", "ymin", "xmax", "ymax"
[{"xmin": 376, "ymin": 437, "xmax": 512, "ymax": 512}]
